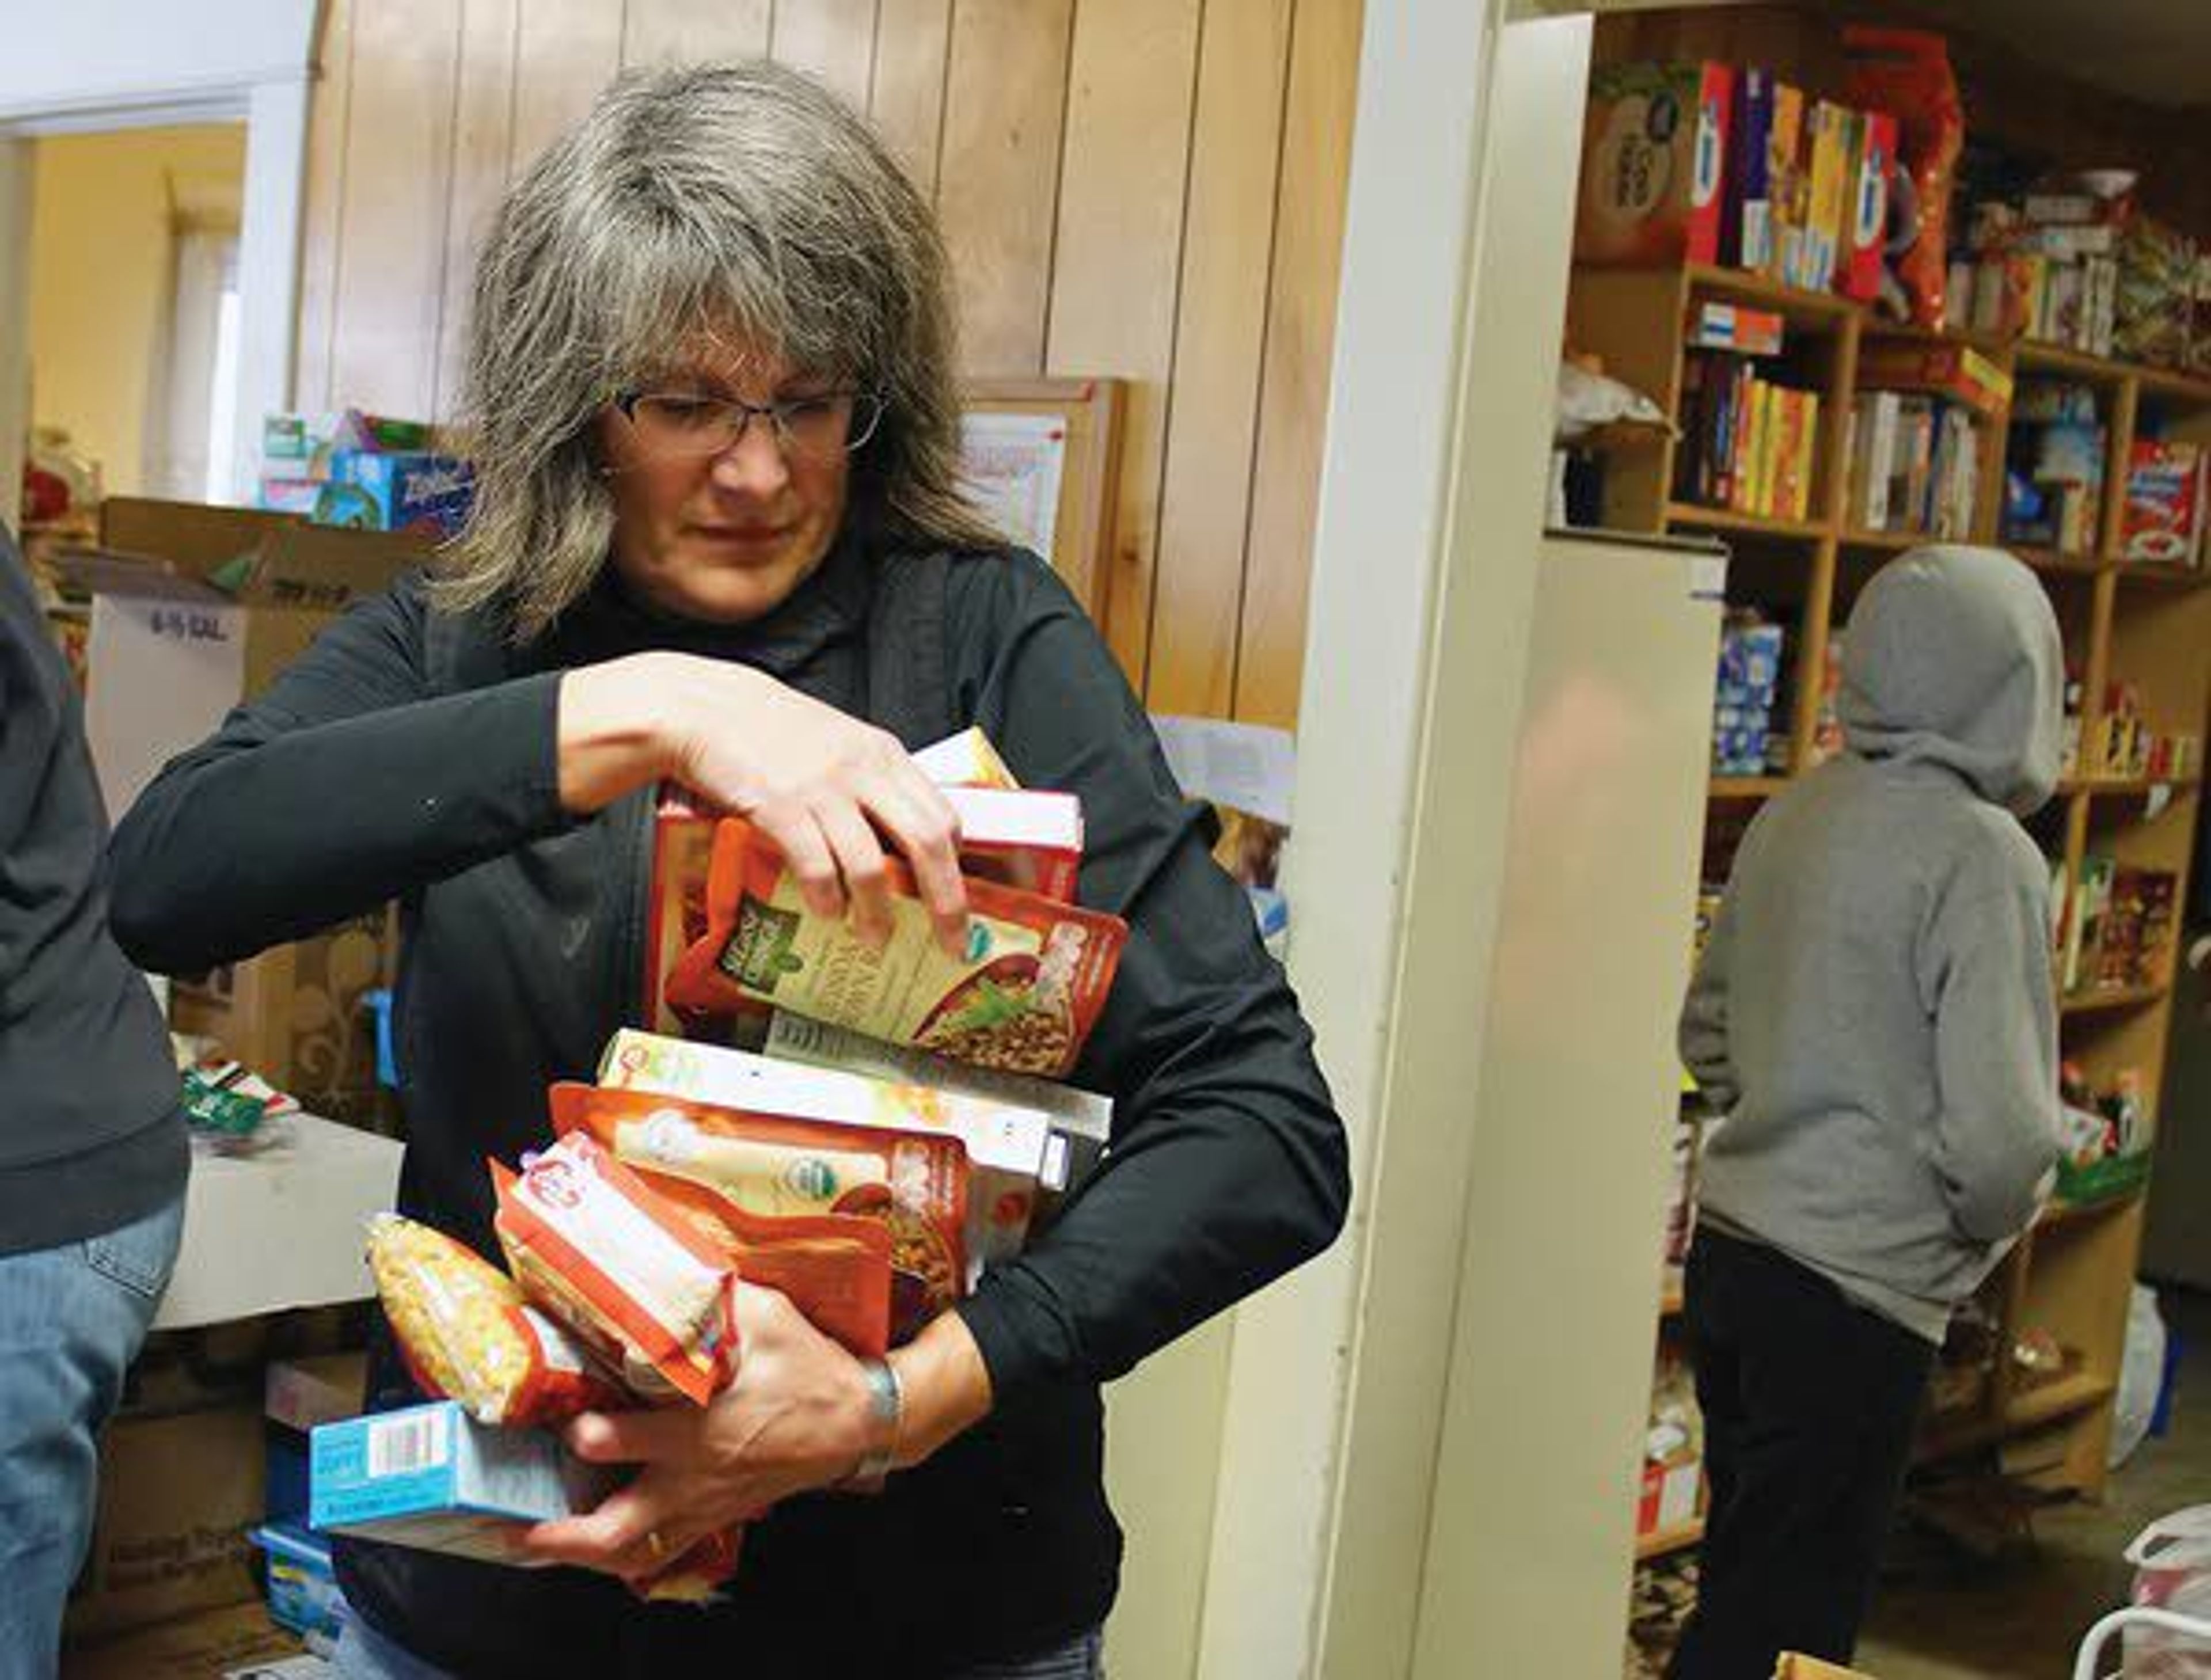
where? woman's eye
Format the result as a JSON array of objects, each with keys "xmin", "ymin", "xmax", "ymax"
[{"xmin": 647, "ymin": 396, "xmax": 721, "ymax": 427}]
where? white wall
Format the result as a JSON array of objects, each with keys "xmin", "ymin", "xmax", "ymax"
[{"xmin": 0, "ymin": 1, "xmax": 316, "ymax": 124}]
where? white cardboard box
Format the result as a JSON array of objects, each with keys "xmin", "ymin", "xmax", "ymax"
[{"xmin": 157, "ymin": 1114, "xmax": 402, "ymax": 1331}]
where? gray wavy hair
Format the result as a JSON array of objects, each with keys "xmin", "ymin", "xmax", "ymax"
[{"xmin": 434, "ymin": 58, "xmax": 998, "ymax": 639}]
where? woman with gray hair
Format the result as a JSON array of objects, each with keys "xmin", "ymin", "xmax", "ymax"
[{"xmin": 111, "ymin": 59, "xmax": 1347, "ymax": 1678}]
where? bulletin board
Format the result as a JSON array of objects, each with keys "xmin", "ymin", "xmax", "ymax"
[{"xmin": 960, "ymin": 377, "xmax": 1124, "ymax": 621}]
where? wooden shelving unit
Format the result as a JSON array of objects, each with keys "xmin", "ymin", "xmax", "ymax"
[
  {"xmin": 1570, "ymin": 257, "xmax": 2211, "ymax": 1506},
  {"xmin": 1636, "ymin": 1517, "xmax": 1704, "ymax": 1564}
]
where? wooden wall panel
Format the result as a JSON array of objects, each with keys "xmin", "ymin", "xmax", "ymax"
[
  {"xmin": 621, "ymin": 0, "xmax": 773, "ymax": 67},
  {"xmin": 1046, "ymin": 0, "xmax": 1202, "ymax": 688},
  {"xmin": 772, "ymin": 0, "xmax": 882, "ymax": 111},
  {"xmin": 1236, "ymin": 0, "xmax": 1361, "ymax": 728},
  {"xmin": 431, "ymin": 0, "xmax": 521, "ymax": 420},
  {"xmin": 325, "ymin": 0, "xmax": 461, "ymax": 420},
  {"xmin": 1145, "ymin": 0, "xmax": 1294, "ymax": 717},
  {"xmin": 936, "ymin": 0, "xmax": 1075, "ymax": 377},
  {"xmin": 292, "ymin": 0, "xmax": 355, "ymax": 415},
  {"xmin": 295, "ymin": 0, "xmax": 1361, "ymax": 720},
  {"xmin": 869, "ymin": 0, "xmax": 951, "ymax": 197},
  {"xmin": 508, "ymin": 0, "xmax": 624, "ymax": 175}
]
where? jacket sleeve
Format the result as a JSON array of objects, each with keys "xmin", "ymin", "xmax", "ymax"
[
  {"xmin": 0, "ymin": 547, "xmax": 63, "ymax": 971},
  {"xmin": 1678, "ymin": 888, "xmax": 1740, "ymax": 1115},
  {"xmin": 108, "ymin": 577, "xmax": 571, "ymax": 976},
  {"xmin": 946, "ymin": 560, "xmax": 1350, "ymax": 1405},
  {"xmin": 1919, "ymin": 842, "xmax": 2062, "ymax": 1244}
]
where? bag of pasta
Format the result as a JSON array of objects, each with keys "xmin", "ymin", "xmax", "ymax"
[{"xmin": 366, "ymin": 1214, "xmax": 625, "ymax": 1427}]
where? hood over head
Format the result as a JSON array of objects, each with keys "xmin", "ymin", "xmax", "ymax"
[{"xmin": 1839, "ymin": 545, "xmax": 2065, "ymax": 815}]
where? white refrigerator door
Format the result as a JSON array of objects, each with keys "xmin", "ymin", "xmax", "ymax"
[{"xmin": 1414, "ymin": 528, "xmax": 1723, "ymax": 1676}]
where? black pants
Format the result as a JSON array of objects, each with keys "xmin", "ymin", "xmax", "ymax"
[{"xmin": 1666, "ymin": 1229, "xmax": 1938, "ymax": 1680}]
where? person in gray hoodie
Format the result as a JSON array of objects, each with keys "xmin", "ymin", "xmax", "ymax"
[{"xmin": 1668, "ymin": 545, "xmax": 2065, "ymax": 1680}]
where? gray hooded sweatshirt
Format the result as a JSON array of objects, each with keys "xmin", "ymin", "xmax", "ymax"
[{"xmin": 1681, "ymin": 545, "xmax": 2065, "ymax": 1342}]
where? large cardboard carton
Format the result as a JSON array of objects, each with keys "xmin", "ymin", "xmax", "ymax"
[
  {"xmin": 63, "ymin": 1402, "xmax": 267, "ymax": 1643},
  {"xmin": 60, "ymin": 1598, "xmax": 302, "ymax": 1680},
  {"xmin": 75, "ymin": 499, "xmax": 423, "ymax": 1118}
]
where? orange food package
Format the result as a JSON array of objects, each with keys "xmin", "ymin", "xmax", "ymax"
[
  {"xmin": 662, "ymin": 818, "xmax": 1126, "ymax": 1079},
  {"xmin": 491, "ymin": 1134, "xmax": 739, "ymax": 1406},
  {"xmin": 633, "ymin": 1525, "xmax": 746, "ymax": 1605},
  {"xmin": 552, "ymin": 1082, "xmax": 968, "ymax": 1348},
  {"xmin": 1844, "ymin": 27, "xmax": 1962, "ymax": 329},
  {"xmin": 365, "ymin": 1214, "xmax": 625, "ymax": 1427}
]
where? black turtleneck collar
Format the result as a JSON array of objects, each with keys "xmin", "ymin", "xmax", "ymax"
[{"xmin": 548, "ymin": 527, "xmax": 877, "ymax": 679}]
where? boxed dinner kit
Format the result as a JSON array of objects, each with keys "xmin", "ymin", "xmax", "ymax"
[{"xmin": 311, "ymin": 1399, "xmax": 618, "ymax": 1564}]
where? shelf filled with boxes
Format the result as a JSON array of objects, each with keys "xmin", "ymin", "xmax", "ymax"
[{"xmin": 1567, "ymin": 255, "xmax": 2210, "ymax": 1507}]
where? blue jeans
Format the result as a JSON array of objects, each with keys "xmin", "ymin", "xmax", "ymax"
[
  {"xmin": 0, "ymin": 1194, "xmax": 185, "ymax": 1680},
  {"xmin": 333, "ymin": 1612, "xmax": 1107, "ymax": 1679}
]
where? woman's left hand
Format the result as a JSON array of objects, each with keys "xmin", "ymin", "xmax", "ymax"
[{"xmin": 521, "ymin": 1281, "xmax": 875, "ymax": 1581}]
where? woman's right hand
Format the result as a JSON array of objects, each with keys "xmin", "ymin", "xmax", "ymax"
[{"xmin": 557, "ymin": 652, "xmax": 967, "ymax": 955}]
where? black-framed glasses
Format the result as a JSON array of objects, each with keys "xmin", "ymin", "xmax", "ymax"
[{"xmin": 611, "ymin": 388, "xmax": 886, "ymax": 463}]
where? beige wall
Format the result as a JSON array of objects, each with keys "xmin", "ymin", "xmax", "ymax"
[
  {"xmin": 291, "ymin": 0, "xmax": 1358, "ymax": 723},
  {"xmin": 27, "ymin": 123, "xmax": 245, "ymax": 500}
]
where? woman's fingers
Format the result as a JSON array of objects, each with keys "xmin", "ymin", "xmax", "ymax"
[
  {"xmin": 858, "ymin": 763, "xmax": 969, "ymax": 958},
  {"xmin": 811, "ymin": 798, "xmax": 895, "ymax": 948},
  {"xmin": 748, "ymin": 800, "xmax": 845, "ymax": 921}
]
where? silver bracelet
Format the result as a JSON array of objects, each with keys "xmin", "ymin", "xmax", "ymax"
[{"xmin": 846, "ymin": 1356, "xmax": 903, "ymax": 1491}]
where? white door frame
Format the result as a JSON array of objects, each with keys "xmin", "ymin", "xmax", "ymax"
[{"xmin": 0, "ymin": 1, "xmax": 320, "ymax": 529}]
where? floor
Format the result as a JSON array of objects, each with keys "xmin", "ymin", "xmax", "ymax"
[{"xmin": 1856, "ymin": 1286, "xmax": 2211, "ymax": 1680}]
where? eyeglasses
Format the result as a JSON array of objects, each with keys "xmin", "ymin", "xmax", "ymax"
[{"xmin": 611, "ymin": 388, "xmax": 886, "ymax": 463}]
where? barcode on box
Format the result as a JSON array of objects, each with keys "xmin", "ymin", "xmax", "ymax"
[{"xmin": 368, "ymin": 1408, "xmax": 450, "ymax": 1478}]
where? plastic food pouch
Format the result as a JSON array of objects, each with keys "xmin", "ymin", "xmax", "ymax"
[
  {"xmin": 663, "ymin": 818, "xmax": 1126, "ymax": 1079},
  {"xmin": 552, "ymin": 1082, "xmax": 966, "ymax": 1348},
  {"xmin": 491, "ymin": 1134, "xmax": 739, "ymax": 1406}
]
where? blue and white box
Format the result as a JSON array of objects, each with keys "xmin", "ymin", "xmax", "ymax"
[{"xmin": 310, "ymin": 1400, "xmax": 614, "ymax": 1565}]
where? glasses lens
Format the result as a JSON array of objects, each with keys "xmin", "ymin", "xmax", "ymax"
[{"xmin": 630, "ymin": 394, "xmax": 743, "ymax": 458}]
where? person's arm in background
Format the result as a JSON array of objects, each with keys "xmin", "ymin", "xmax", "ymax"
[
  {"xmin": 1679, "ymin": 885, "xmax": 1741, "ymax": 1116},
  {"xmin": 1920, "ymin": 833, "xmax": 2062, "ymax": 1244},
  {"xmin": 0, "ymin": 543, "xmax": 65, "ymax": 974}
]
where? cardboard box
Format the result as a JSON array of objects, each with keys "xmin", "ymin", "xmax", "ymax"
[
  {"xmin": 314, "ymin": 451, "xmax": 474, "ymax": 541},
  {"xmin": 311, "ymin": 1401, "xmax": 616, "ymax": 1565},
  {"xmin": 155, "ymin": 1113, "xmax": 403, "ymax": 1332},
  {"xmin": 248, "ymin": 1522, "xmax": 343, "ymax": 1641},
  {"xmin": 168, "ymin": 902, "xmax": 401, "ymax": 1126},
  {"xmin": 762, "ymin": 1011, "xmax": 1113, "ymax": 1203},
  {"xmin": 60, "ymin": 1598, "xmax": 301, "ymax": 1680},
  {"xmin": 77, "ymin": 499, "xmax": 423, "ymax": 1113},
  {"xmin": 64, "ymin": 1402, "xmax": 267, "ymax": 1642},
  {"xmin": 265, "ymin": 1351, "xmax": 369, "ymax": 1435},
  {"xmin": 1577, "ymin": 61, "xmax": 1733, "ymax": 266}
]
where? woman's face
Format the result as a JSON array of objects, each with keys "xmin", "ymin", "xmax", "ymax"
[{"xmin": 596, "ymin": 343, "xmax": 860, "ymax": 625}]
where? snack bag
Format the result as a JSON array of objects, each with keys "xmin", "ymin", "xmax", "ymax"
[
  {"xmin": 367, "ymin": 1214, "xmax": 624, "ymax": 1426},
  {"xmin": 552, "ymin": 1083, "xmax": 966, "ymax": 1347},
  {"xmin": 492, "ymin": 1135, "xmax": 739, "ymax": 1406},
  {"xmin": 664, "ymin": 818, "xmax": 1126, "ymax": 1078},
  {"xmin": 1844, "ymin": 28, "xmax": 1962, "ymax": 328}
]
